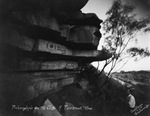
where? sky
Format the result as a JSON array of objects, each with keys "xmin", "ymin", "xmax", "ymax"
[{"xmin": 81, "ymin": 0, "xmax": 150, "ymax": 72}]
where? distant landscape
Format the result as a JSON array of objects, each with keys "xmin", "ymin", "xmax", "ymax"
[{"xmin": 111, "ymin": 70, "xmax": 150, "ymax": 85}]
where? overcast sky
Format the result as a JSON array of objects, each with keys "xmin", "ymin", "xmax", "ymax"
[{"xmin": 81, "ymin": 0, "xmax": 150, "ymax": 72}]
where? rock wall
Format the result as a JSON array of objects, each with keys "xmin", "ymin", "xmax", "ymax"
[{"xmin": 0, "ymin": 0, "xmax": 112, "ymax": 116}]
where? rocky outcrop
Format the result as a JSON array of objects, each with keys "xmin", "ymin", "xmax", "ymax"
[{"xmin": 0, "ymin": 0, "xmax": 113, "ymax": 116}]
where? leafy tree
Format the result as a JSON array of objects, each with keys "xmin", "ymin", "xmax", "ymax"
[
  {"xmin": 127, "ymin": 47, "xmax": 150, "ymax": 61},
  {"xmin": 99, "ymin": 0, "xmax": 150, "ymax": 75}
]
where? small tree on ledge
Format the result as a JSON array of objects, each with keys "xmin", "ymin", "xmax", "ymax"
[{"xmin": 99, "ymin": 0, "xmax": 150, "ymax": 76}]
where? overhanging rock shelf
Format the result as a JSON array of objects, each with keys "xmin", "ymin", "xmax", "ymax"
[{"xmin": 0, "ymin": 0, "xmax": 112, "ymax": 116}]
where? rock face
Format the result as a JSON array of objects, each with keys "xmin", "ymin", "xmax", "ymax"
[{"xmin": 0, "ymin": 0, "xmax": 112, "ymax": 116}]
